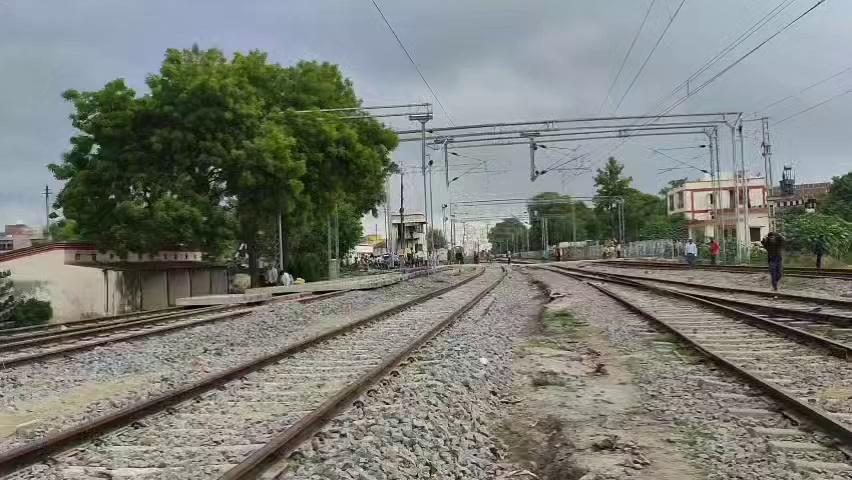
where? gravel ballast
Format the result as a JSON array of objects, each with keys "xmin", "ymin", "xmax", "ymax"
[
  {"xmin": 0, "ymin": 268, "xmax": 477, "ymax": 451},
  {"xmin": 529, "ymin": 267, "xmax": 852, "ymax": 480},
  {"xmin": 275, "ymin": 267, "xmax": 538, "ymax": 480}
]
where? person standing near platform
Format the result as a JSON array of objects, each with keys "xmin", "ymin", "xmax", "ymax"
[
  {"xmin": 814, "ymin": 235, "xmax": 829, "ymax": 272},
  {"xmin": 761, "ymin": 232, "xmax": 785, "ymax": 291},
  {"xmin": 710, "ymin": 238, "xmax": 721, "ymax": 265},
  {"xmin": 685, "ymin": 239, "xmax": 698, "ymax": 267}
]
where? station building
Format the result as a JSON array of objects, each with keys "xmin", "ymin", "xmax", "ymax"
[{"xmin": 0, "ymin": 242, "xmax": 228, "ymax": 322}]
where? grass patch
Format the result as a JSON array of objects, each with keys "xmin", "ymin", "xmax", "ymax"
[
  {"xmin": 531, "ymin": 371, "xmax": 567, "ymax": 387},
  {"xmin": 675, "ymin": 424, "xmax": 715, "ymax": 447},
  {"xmin": 543, "ymin": 309, "xmax": 587, "ymax": 336}
]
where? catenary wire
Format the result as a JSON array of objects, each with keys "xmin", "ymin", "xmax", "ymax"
[
  {"xmin": 369, "ymin": 0, "xmax": 455, "ymax": 126},
  {"xmin": 597, "ymin": 0, "xmax": 658, "ymax": 114},
  {"xmin": 775, "ymin": 86, "xmax": 852, "ymax": 125},
  {"xmin": 613, "ymin": 0, "xmax": 687, "ymax": 112}
]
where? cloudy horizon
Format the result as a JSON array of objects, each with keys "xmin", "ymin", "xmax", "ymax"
[{"xmin": 2, "ymin": 0, "xmax": 849, "ymax": 234}]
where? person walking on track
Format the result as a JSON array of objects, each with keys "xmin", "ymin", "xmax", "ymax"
[
  {"xmin": 710, "ymin": 238, "xmax": 721, "ymax": 265},
  {"xmin": 761, "ymin": 232, "xmax": 785, "ymax": 291},
  {"xmin": 685, "ymin": 239, "xmax": 698, "ymax": 267},
  {"xmin": 814, "ymin": 235, "xmax": 829, "ymax": 272}
]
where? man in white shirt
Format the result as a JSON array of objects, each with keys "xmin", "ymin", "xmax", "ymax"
[{"xmin": 685, "ymin": 239, "xmax": 698, "ymax": 266}]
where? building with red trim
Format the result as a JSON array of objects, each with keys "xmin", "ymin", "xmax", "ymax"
[{"xmin": 666, "ymin": 176, "xmax": 771, "ymax": 243}]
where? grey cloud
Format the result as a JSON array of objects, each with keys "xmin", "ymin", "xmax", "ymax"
[{"xmin": 1, "ymin": 0, "xmax": 850, "ymax": 228}]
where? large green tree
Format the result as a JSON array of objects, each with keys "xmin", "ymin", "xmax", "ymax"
[
  {"xmin": 527, "ymin": 192, "xmax": 598, "ymax": 248},
  {"xmin": 488, "ymin": 218, "xmax": 528, "ymax": 254},
  {"xmin": 593, "ymin": 157, "xmax": 633, "ymax": 239},
  {"xmin": 824, "ymin": 172, "xmax": 852, "ymax": 221},
  {"xmin": 51, "ymin": 46, "xmax": 397, "ymax": 285}
]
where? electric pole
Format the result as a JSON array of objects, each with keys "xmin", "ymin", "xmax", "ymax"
[{"xmin": 42, "ymin": 185, "xmax": 52, "ymax": 240}]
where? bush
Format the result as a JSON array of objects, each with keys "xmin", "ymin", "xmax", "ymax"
[
  {"xmin": 13, "ymin": 298, "xmax": 52, "ymax": 327},
  {"xmin": 781, "ymin": 213, "xmax": 852, "ymax": 258},
  {"xmin": 288, "ymin": 252, "xmax": 327, "ymax": 282}
]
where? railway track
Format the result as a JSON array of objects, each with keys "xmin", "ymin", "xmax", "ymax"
[
  {"xmin": 556, "ymin": 265, "xmax": 852, "ymax": 345},
  {"xmin": 603, "ymin": 259, "xmax": 852, "ymax": 280},
  {"xmin": 0, "ymin": 291, "xmax": 347, "ymax": 369},
  {"xmin": 540, "ymin": 266, "xmax": 852, "ymax": 466},
  {"xmin": 0, "ymin": 267, "xmax": 503, "ymax": 479}
]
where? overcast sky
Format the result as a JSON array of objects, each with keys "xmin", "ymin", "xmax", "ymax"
[{"xmin": 1, "ymin": 0, "xmax": 850, "ymax": 233}]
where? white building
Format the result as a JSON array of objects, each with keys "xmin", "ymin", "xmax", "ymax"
[
  {"xmin": 388, "ymin": 212, "xmax": 427, "ymax": 256},
  {"xmin": 0, "ymin": 242, "xmax": 227, "ymax": 322},
  {"xmin": 666, "ymin": 175, "xmax": 770, "ymax": 243}
]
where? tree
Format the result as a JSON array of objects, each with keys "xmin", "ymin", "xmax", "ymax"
[
  {"xmin": 488, "ymin": 218, "xmax": 528, "ymax": 254},
  {"xmin": 0, "ymin": 271, "xmax": 52, "ymax": 327},
  {"xmin": 527, "ymin": 192, "xmax": 598, "ymax": 247},
  {"xmin": 0, "ymin": 271, "xmax": 14, "ymax": 324},
  {"xmin": 824, "ymin": 172, "xmax": 852, "ymax": 221},
  {"xmin": 658, "ymin": 178, "xmax": 687, "ymax": 196},
  {"xmin": 594, "ymin": 157, "xmax": 633, "ymax": 239},
  {"xmin": 427, "ymin": 228, "xmax": 447, "ymax": 250},
  {"xmin": 51, "ymin": 46, "xmax": 397, "ymax": 286},
  {"xmin": 48, "ymin": 219, "xmax": 81, "ymax": 241}
]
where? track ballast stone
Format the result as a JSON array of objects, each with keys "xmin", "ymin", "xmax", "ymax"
[{"xmin": 276, "ymin": 268, "xmax": 537, "ymax": 480}]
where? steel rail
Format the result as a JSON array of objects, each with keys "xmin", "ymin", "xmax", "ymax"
[
  {"xmin": 543, "ymin": 267, "xmax": 852, "ymax": 447},
  {"xmin": 565, "ymin": 264, "xmax": 852, "ymax": 308},
  {"xmin": 0, "ymin": 268, "xmax": 487, "ymax": 477},
  {"xmin": 604, "ymin": 259, "xmax": 852, "ymax": 280},
  {"xmin": 545, "ymin": 267, "xmax": 852, "ymax": 357},
  {"xmin": 0, "ymin": 305, "xmax": 185, "ymax": 336},
  {"xmin": 0, "ymin": 290, "xmax": 360, "ymax": 368},
  {"xmin": 220, "ymin": 270, "xmax": 505, "ymax": 479},
  {"xmin": 0, "ymin": 308, "xmax": 254, "ymax": 368},
  {"xmin": 0, "ymin": 304, "xmax": 231, "ymax": 348}
]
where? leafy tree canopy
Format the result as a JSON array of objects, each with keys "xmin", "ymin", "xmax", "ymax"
[{"xmin": 51, "ymin": 46, "xmax": 398, "ymax": 284}]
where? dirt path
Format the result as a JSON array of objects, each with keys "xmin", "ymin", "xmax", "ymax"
[{"xmin": 498, "ymin": 271, "xmax": 702, "ymax": 479}]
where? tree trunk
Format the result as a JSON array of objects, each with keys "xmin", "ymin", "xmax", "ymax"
[
  {"xmin": 281, "ymin": 208, "xmax": 290, "ymax": 274},
  {"xmin": 247, "ymin": 238, "xmax": 260, "ymax": 288}
]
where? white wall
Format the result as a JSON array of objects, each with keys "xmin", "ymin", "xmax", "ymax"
[{"xmin": 1, "ymin": 250, "xmax": 109, "ymax": 322}]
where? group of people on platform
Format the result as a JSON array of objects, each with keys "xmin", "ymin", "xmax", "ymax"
[{"xmin": 684, "ymin": 233, "xmax": 830, "ymax": 292}]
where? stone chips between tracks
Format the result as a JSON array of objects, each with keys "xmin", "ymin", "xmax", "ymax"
[
  {"xmin": 276, "ymin": 268, "xmax": 537, "ymax": 480},
  {"xmin": 0, "ymin": 269, "xmax": 472, "ymax": 453}
]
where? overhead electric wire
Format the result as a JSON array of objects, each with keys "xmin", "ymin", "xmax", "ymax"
[
  {"xmin": 369, "ymin": 0, "xmax": 455, "ymax": 126},
  {"xmin": 613, "ymin": 0, "xmax": 687, "ymax": 112},
  {"xmin": 598, "ymin": 0, "xmax": 658, "ymax": 114},
  {"xmin": 775, "ymin": 86, "xmax": 852, "ymax": 125},
  {"xmin": 647, "ymin": 0, "xmax": 798, "ymax": 115},
  {"xmin": 755, "ymin": 64, "xmax": 852, "ymax": 112},
  {"xmin": 652, "ymin": 0, "xmax": 828, "ymax": 119}
]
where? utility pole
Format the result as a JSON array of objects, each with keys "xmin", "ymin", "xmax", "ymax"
[
  {"xmin": 399, "ymin": 169, "xmax": 405, "ymax": 259},
  {"xmin": 409, "ymin": 112, "xmax": 433, "ymax": 264},
  {"xmin": 571, "ymin": 202, "xmax": 577, "ymax": 242},
  {"xmin": 730, "ymin": 122, "xmax": 743, "ymax": 262},
  {"xmin": 443, "ymin": 140, "xmax": 450, "ymax": 189},
  {"xmin": 42, "ymin": 185, "xmax": 52, "ymax": 240},
  {"xmin": 428, "ymin": 159, "xmax": 435, "ymax": 265},
  {"xmin": 738, "ymin": 124, "xmax": 750, "ymax": 253},
  {"xmin": 761, "ymin": 117, "xmax": 774, "ymax": 231},
  {"xmin": 277, "ymin": 212, "xmax": 284, "ymax": 271}
]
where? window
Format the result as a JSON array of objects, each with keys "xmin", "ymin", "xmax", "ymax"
[
  {"xmin": 749, "ymin": 227, "xmax": 761, "ymax": 242},
  {"xmin": 708, "ymin": 193, "xmax": 714, "ymax": 206},
  {"xmin": 676, "ymin": 191, "xmax": 684, "ymax": 209},
  {"xmin": 729, "ymin": 189, "xmax": 735, "ymax": 207},
  {"xmin": 668, "ymin": 195, "xmax": 674, "ymax": 210}
]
